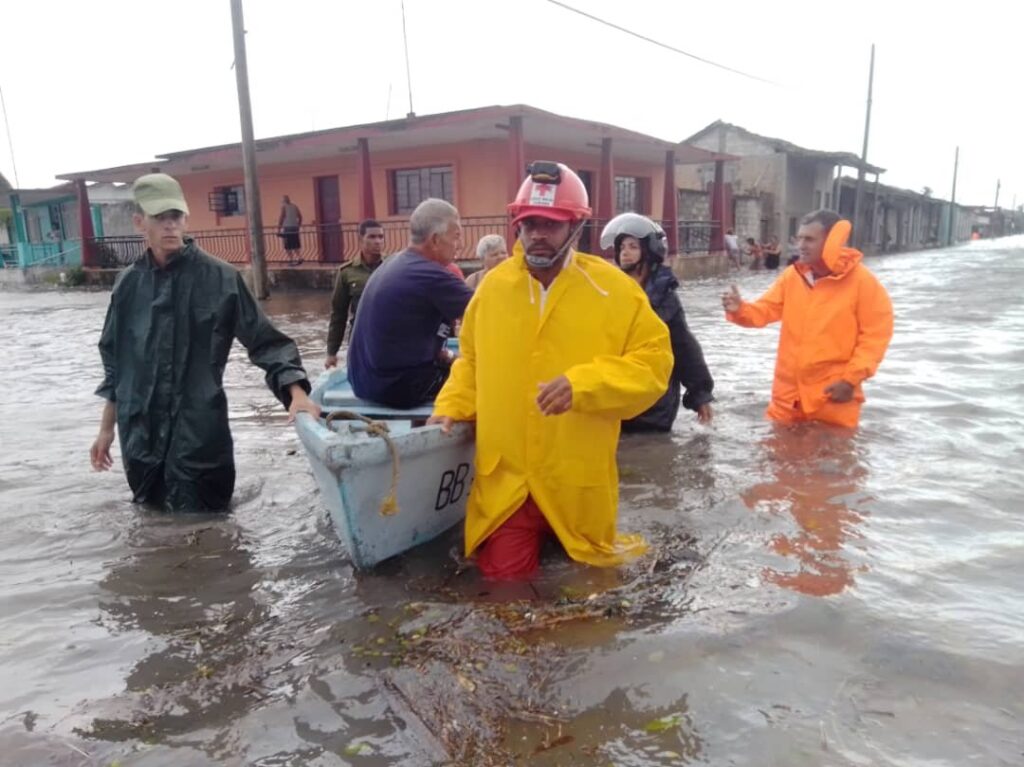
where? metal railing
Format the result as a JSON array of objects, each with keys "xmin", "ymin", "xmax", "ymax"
[
  {"xmin": 93, "ymin": 236, "xmax": 148, "ymax": 268},
  {"xmin": 677, "ymin": 220, "xmax": 720, "ymax": 255},
  {"xmin": 578, "ymin": 218, "xmax": 721, "ymax": 257},
  {"xmin": 91, "ymin": 215, "xmax": 511, "ymax": 267},
  {"xmin": 88, "ymin": 215, "xmax": 722, "ymax": 268},
  {"xmin": 1, "ymin": 242, "xmax": 80, "ymax": 268}
]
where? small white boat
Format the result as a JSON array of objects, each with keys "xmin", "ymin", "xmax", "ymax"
[{"xmin": 294, "ymin": 366, "xmax": 475, "ymax": 569}]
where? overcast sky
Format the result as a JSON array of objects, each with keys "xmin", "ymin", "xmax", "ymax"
[{"xmin": 2, "ymin": 0, "xmax": 1020, "ymax": 207}]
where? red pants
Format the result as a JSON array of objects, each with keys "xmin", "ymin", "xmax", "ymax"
[{"xmin": 477, "ymin": 496, "xmax": 552, "ymax": 580}]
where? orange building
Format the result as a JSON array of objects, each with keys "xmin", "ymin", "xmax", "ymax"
[{"xmin": 60, "ymin": 104, "xmax": 727, "ymax": 268}]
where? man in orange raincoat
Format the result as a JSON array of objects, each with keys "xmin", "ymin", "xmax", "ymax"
[
  {"xmin": 428, "ymin": 162, "xmax": 672, "ymax": 579},
  {"xmin": 722, "ymin": 210, "xmax": 893, "ymax": 429}
]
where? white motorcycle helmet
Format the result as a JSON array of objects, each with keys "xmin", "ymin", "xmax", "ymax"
[{"xmin": 600, "ymin": 213, "xmax": 667, "ymax": 273}]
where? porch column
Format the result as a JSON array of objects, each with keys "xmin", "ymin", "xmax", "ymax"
[
  {"xmin": 709, "ymin": 159, "xmax": 731, "ymax": 251},
  {"xmin": 507, "ymin": 115, "xmax": 525, "ymax": 201},
  {"xmin": 91, "ymin": 205, "xmax": 104, "ymax": 238},
  {"xmin": 507, "ymin": 115, "xmax": 525, "ymax": 248},
  {"xmin": 871, "ymin": 173, "xmax": 881, "ymax": 246},
  {"xmin": 596, "ymin": 137, "xmax": 614, "ymax": 226},
  {"xmin": 357, "ymin": 138, "xmax": 376, "ymax": 220},
  {"xmin": 662, "ymin": 149, "xmax": 678, "ymax": 257},
  {"xmin": 76, "ymin": 180, "xmax": 97, "ymax": 267},
  {"xmin": 882, "ymin": 202, "xmax": 890, "ymax": 251},
  {"xmin": 9, "ymin": 193, "xmax": 28, "ymax": 268}
]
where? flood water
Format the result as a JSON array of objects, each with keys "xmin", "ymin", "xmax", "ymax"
[{"xmin": 1, "ymin": 238, "xmax": 1022, "ymax": 766}]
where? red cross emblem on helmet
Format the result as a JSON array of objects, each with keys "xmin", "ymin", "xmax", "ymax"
[{"xmin": 508, "ymin": 162, "xmax": 591, "ymax": 225}]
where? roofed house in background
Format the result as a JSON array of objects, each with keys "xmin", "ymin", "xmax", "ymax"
[
  {"xmin": 3, "ymin": 182, "xmax": 135, "ymax": 269},
  {"xmin": 58, "ymin": 104, "xmax": 729, "ymax": 268},
  {"xmin": 834, "ymin": 176, "xmax": 954, "ymax": 251},
  {"xmin": 678, "ymin": 120, "xmax": 884, "ymax": 243}
]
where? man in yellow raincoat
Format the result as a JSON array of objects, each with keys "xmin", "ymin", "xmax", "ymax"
[{"xmin": 428, "ymin": 162, "xmax": 672, "ymax": 579}]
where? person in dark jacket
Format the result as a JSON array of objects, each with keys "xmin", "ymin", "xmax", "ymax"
[
  {"xmin": 601, "ymin": 213, "xmax": 715, "ymax": 430},
  {"xmin": 324, "ymin": 219, "xmax": 385, "ymax": 368},
  {"xmin": 347, "ymin": 198, "xmax": 472, "ymax": 408},
  {"xmin": 89, "ymin": 173, "xmax": 320, "ymax": 512}
]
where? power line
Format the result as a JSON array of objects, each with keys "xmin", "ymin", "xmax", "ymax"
[
  {"xmin": 0, "ymin": 82, "xmax": 20, "ymax": 188},
  {"xmin": 546, "ymin": 0, "xmax": 778, "ymax": 86}
]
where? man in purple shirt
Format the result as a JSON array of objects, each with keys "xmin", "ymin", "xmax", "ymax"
[{"xmin": 347, "ymin": 198, "xmax": 473, "ymax": 408}]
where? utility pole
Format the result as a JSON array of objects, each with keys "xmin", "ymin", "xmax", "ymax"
[
  {"xmin": 852, "ymin": 44, "xmax": 875, "ymax": 250},
  {"xmin": 230, "ymin": 0, "xmax": 269, "ymax": 299},
  {"xmin": 994, "ymin": 178, "xmax": 1000, "ymax": 209},
  {"xmin": 946, "ymin": 146, "xmax": 959, "ymax": 246}
]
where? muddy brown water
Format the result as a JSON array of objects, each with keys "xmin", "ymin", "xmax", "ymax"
[{"xmin": 1, "ymin": 239, "xmax": 1022, "ymax": 766}]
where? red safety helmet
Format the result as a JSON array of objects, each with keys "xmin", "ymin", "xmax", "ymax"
[{"xmin": 508, "ymin": 161, "xmax": 592, "ymax": 226}]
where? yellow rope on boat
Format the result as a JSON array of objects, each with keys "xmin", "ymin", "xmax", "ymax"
[{"xmin": 325, "ymin": 411, "xmax": 401, "ymax": 516}]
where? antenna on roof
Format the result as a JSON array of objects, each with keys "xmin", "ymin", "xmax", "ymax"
[{"xmin": 401, "ymin": 0, "xmax": 416, "ymax": 118}]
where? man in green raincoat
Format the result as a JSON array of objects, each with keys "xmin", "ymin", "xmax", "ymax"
[{"xmin": 89, "ymin": 173, "xmax": 320, "ymax": 511}]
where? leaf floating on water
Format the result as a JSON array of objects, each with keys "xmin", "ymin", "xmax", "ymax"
[
  {"xmin": 643, "ymin": 713, "xmax": 683, "ymax": 733},
  {"xmin": 343, "ymin": 742, "xmax": 369, "ymax": 756},
  {"xmin": 366, "ymin": 614, "xmax": 380, "ymax": 624},
  {"xmin": 456, "ymin": 673, "xmax": 476, "ymax": 693}
]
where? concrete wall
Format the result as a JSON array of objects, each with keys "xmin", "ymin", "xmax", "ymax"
[
  {"xmin": 683, "ymin": 126, "xmax": 789, "ymax": 239},
  {"xmin": 686, "ymin": 126, "xmax": 784, "ymax": 195},
  {"xmin": 99, "ymin": 201, "xmax": 137, "ymax": 237},
  {"xmin": 678, "ymin": 189, "xmax": 710, "ymax": 221},
  {"xmin": 784, "ymin": 156, "xmax": 817, "ymax": 222},
  {"xmin": 672, "ymin": 252, "xmax": 729, "ymax": 279},
  {"xmin": 674, "ymin": 163, "xmax": 704, "ymax": 191},
  {"xmin": 733, "ymin": 195, "xmax": 763, "ymax": 242}
]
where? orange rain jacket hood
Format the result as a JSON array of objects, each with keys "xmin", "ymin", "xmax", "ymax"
[{"xmin": 726, "ymin": 220, "xmax": 893, "ymax": 428}]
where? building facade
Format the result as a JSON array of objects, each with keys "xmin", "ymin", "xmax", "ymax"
[{"xmin": 60, "ymin": 104, "xmax": 724, "ymax": 268}]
